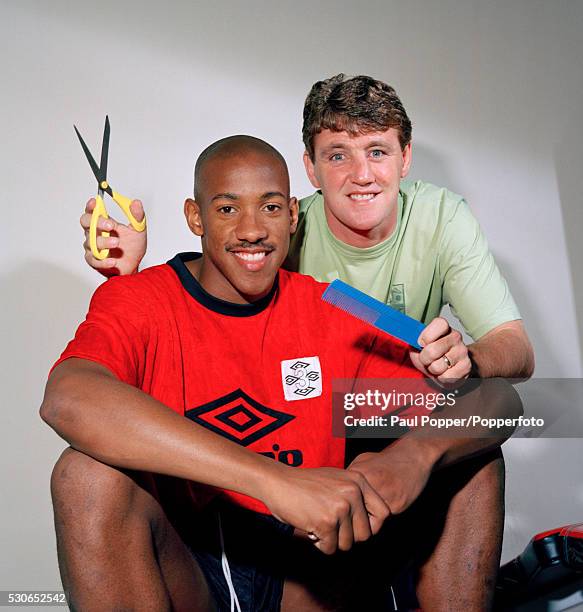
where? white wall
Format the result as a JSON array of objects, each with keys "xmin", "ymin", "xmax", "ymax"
[{"xmin": 2, "ymin": 0, "xmax": 582, "ymax": 592}]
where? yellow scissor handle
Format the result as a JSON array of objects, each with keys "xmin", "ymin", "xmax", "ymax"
[
  {"xmin": 111, "ymin": 190, "xmax": 147, "ymax": 232},
  {"xmin": 90, "ymin": 194, "xmax": 110, "ymax": 260}
]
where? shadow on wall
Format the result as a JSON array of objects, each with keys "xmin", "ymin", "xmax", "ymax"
[
  {"xmin": 493, "ymin": 253, "xmax": 560, "ymax": 377},
  {"xmin": 407, "ymin": 141, "xmax": 454, "ymax": 190},
  {"xmin": 411, "ymin": 142, "xmax": 566, "ymax": 375},
  {"xmin": 1, "ymin": 261, "xmax": 96, "ymax": 588},
  {"xmin": 555, "ymin": 120, "xmax": 583, "ymax": 371},
  {"xmin": 1, "ymin": 261, "xmax": 95, "ymax": 395}
]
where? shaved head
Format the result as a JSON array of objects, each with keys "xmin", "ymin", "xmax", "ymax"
[
  {"xmin": 194, "ymin": 135, "xmax": 289, "ymax": 201},
  {"xmin": 183, "ymin": 134, "xmax": 299, "ymax": 305}
]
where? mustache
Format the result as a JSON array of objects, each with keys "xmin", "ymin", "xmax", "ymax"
[{"xmin": 225, "ymin": 241, "xmax": 276, "ymax": 252}]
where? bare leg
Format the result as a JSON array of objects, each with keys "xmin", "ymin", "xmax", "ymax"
[
  {"xmin": 416, "ymin": 450, "xmax": 505, "ymax": 612},
  {"xmin": 50, "ymin": 448, "xmax": 214, "ymax": 612},
  {"xmin": 281, "ymin": 580, "xmax": 334, "ymax": 612},
  {"xmin": 280, "ymin": 450, "xmax": 505, "ymax": 612},
  {"xmin": 281, "ymin": 530, "xmax": 394, "ymax": 612}
]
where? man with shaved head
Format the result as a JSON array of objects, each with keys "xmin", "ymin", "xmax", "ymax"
[{"xmin": 44, "ymin": 134, "xmax": 519, "ymax": 611}]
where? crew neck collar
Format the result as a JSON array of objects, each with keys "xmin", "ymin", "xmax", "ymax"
[{"xmin": 167, "ymin": 252, "xmax": 279, "ymax": 317}]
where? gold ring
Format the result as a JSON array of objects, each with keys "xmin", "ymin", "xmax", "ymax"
[{"xmin": 443, "ymin": 355, "xmax": 453, "ymax": 368}]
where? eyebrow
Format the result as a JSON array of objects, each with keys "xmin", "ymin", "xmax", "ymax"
[
  {"xmin": 320, "ymin": 143, "xmax": 347, "ymax": 154},
  {"xmin": 366, "ymin": 140, "xmax": 395, "ymax": 149},
  {"xmin": 211, "ymin": 192, "xmax": 238, "ymax": 202},
  {"xmin": 319, "ymin": 140, "xmax": 395, "ymax": 155},
  {"xmin": 210, "ymin": 191, "xmax": 286, "ymax": 202}
]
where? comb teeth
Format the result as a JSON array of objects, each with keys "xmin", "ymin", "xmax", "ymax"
[
  {"xmin": 322, "ymin": 283, "xmax": 381, "ymax": 326},
  {"xmin": 322, "ymin": 279, "xmax": 426, "ymax": 350}
]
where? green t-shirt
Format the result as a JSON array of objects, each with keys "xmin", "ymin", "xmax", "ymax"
[{"xmin": 285, "ymin": 180, "xmax": 520, "ymax": 340}]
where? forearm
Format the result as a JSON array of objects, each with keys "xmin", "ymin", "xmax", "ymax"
[
  {"xmin": 468, "ymin": 321, "xmax": 535, "ymax": 379},
  {"xmin": 40, "ymin": 359, "xmax": 281, "ymax": 503},
  {"xmin": 388, "ymin": 377, "xmax": 522, "ymax": 472}
]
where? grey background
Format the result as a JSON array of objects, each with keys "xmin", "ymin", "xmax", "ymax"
[{"xmin": 1, "ymin": 0, "xmax": 582, "ymax": 593}]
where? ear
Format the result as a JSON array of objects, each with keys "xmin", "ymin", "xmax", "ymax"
[
  {"xmin": 303, "ymin": 150, "xmax": 321, "ymax": 189},
  {"xmin": 400, "ymin": 142, "xmax": 412, "ymax": 178},
  {"xmin": 184, "ymin": 198, "xmax": 204, "ymax": 237},
  {"xmin": 288, "ymin": 196, "xmax": 299, "ymax": 234}
]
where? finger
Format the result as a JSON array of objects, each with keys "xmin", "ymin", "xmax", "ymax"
[
  {"xmin": 341, "ymin": 474, "xmax": 373, "ymax": 544},
  {"xmin": 408, "ymin": 351, "xmax": 430, "ymax": 376},
  {"xmin": 427, "ymin": 355, "xmax": 451, "ymax": 377},
  {"xmin": 97, "ymin": 235, "xmax": 119, "ymax": 250},
  {"xmin": 84, "ymin": 251, "xmax": 118, "ymax": 270},
  {"xmin": 337, "ymin": 513, "xmax": 355, "ymax": 552},
  {"xmin": 418, "ymin": 317, "xmax": 450, "ymax": 346},
  {"xmin": 437, "ymin": 358, "xmax": 472, "ymax": 384},
  {"xmin": 83, "ymin": 233, "xmax": 119, "ymax": 252},
  {"xmin": 84, "ymin": 198, "xmax": 96, "ymax": 214},
  {"xmin": 315, "ymin": 524, "xmax": 338, "ymax": 555},
  {"xmin": 445, "ymin": 341, "xmax": 469, "ymax": 365},
  {"xmin": 418, "ymin": 335, "xmax": 455, "ymax": 368},
  {"xmin": 80, "ymin": 213, "xmax": 117, "ymax": 234},
  {"xmin": 358, "ymin": 477, "xmax": 391, "ymax": 536},
  {"xmin": 80, "ymin": 212, "xmax": 92, "ymax": 231},
  {"xmin": 349, "ymin": 499, "xmax": 372, "ymax": 545},
  {"xmin": 129, "ymin": 199, "xmax": 145, "ymax": 222}
]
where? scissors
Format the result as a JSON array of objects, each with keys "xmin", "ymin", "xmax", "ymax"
[{"xmin": 74, "ymin": 116, "xmax": 146, "ymax": 260}]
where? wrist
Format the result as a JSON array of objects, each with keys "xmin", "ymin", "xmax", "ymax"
[
  {"xmin": 467, "ymin": 347, "xmax": 481, "ymax": 378},
  {"xmin": 249, "ymin": 456, "xmax": 289, "ymax": 505},
  {"xmin": 389, "ymin": 435, "xmax": 445, "ymax": 473}
]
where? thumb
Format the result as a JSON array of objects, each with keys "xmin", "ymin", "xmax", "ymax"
[
  {"xmin": 408, "ymin": 350, "xmax": 424, "ymax": 374},
  {"xmin": 130, "ymin": 200, "xmax": 145, "ymax": 222}
]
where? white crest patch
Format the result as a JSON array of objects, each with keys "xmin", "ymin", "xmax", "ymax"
[{"xmin": 281, "ymin": 356, "xmax": 322, "ymax": 401}]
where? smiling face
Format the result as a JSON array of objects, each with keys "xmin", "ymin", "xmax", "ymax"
[
  {"xmin": 304, "ymin": 127, "xmax": 411, "ymax": 247},
  {"xmin": 185, "ymin": 143, "xmax": 298, "ymax": 304}
]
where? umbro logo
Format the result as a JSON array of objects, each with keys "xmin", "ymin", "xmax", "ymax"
[
  {"xmin": 185, "ymin": 389, "xmax": 295, "ymax": 446},
  {"xmin": 281, "ymin": 356, "xmax": 322, "ymax": 401}
]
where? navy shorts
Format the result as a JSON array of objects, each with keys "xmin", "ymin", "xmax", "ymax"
[
  {"xmin": 178, "ymin": 449, "xmax": 501, "ymax": 611},
  {"xmin": 186, "ymin": 499, "xmax": 406, "ymax": 612},
  {"xmin": 187, "ymin": 501, "xmax": 294, "ymax": 612}
]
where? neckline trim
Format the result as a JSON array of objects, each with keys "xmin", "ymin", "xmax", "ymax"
[{"xmin": 167, "ymin": 252, "xmax": 279, "ymax": 317}]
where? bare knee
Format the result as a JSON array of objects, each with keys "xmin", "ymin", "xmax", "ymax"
[
  {"xmin": 445, "ymin": 449, "xmax": 506, "ymax": 500},
  {"xmin": 464, "ymin": 449, "xmax": 505, "ymax": 498},
  {"xmin": 51, "ymin": 448, "xmax": 159, "ymax": 533}
]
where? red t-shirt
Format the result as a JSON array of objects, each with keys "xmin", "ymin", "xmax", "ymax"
[{"xmin": 53, "ymin": 253, "xmax": 425, "ymax": 513}]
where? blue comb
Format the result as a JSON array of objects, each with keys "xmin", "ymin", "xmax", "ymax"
[{"xmin": 322, "ymin": 279, "xmax": 425, "ymax": 350}]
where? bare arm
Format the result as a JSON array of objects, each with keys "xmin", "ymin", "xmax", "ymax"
[
  {"xmin": 468, "ymin": 320, "xmax": 534, "ymax": 379},
  {"xmin": 410, "ymin": 318, "xmax": 535, "ymax": 384},
  {"xmin": 348, "ymin": 377, "xmax": 522, "ymax": 514},
  {"xmin": 41, "ymin": 358, "xmax": 389, "ymax": 553}
]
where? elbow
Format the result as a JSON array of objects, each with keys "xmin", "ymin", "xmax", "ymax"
[
  {"xmin": 523, "ymin": 345, "xmax": 535, "ymax": 380},
  {"xmin": 39, "ymin": 395, "xmax": 54, "ymax": 426},
  {"xmin": 40, "ymin": 384, "xmax": 64, "ymax": 431},
  {"xmin": 497, "ymin": 378, "xmax": 524, "ymax": 440},
  {"xmin": 509, "ymin": 383, "xmax": 524, "ymax": 421},
  {"xmin": 516, "ymin": 326, "xmax": 535, "ymax": 380},
  {"xmin": 40, "ymin": 372, "xmax": 77, "ymax": 435},
  {"xmin": 496, "ymin": 376, "xmax": 523, "ymax": 420}
]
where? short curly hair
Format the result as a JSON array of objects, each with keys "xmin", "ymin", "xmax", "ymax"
[{"xmin": 302, "ymin": 74, "xmax": 412, "ymax": 160}]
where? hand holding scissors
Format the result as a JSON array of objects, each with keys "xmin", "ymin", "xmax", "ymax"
[{"xmin": 75, "ymin": 116, "xmax": 146, "ymax": 260}]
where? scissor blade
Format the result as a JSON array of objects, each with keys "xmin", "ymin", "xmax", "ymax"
[
  {"xmin": 100, "ymin": 116, "xmax": 110, "ymax": 183},
  {"xmin": 74, "ymin": 125, "xmax": 103, "ymax": 185}
]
